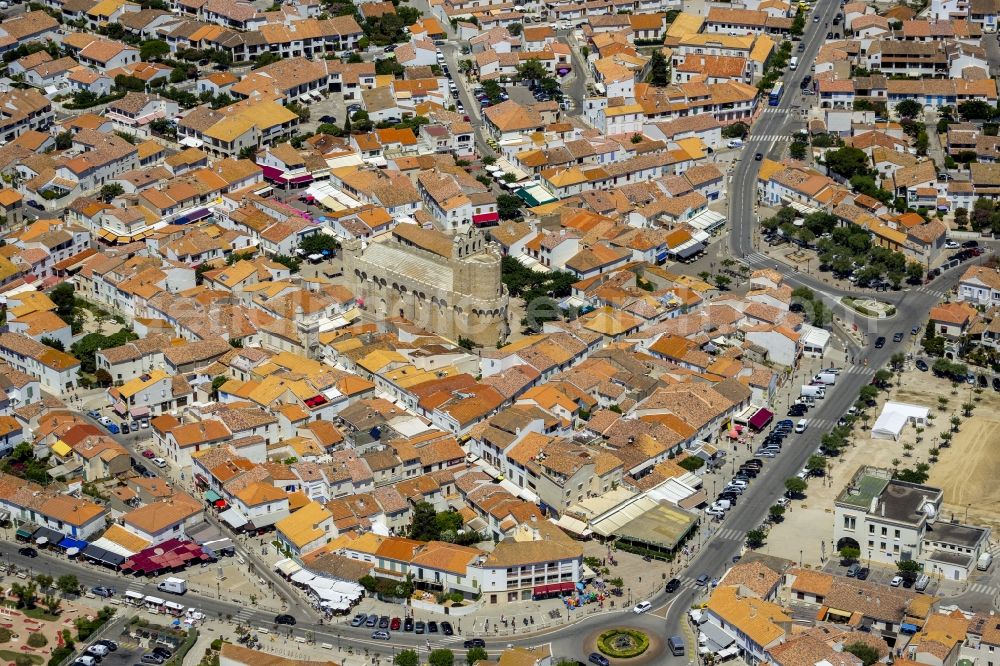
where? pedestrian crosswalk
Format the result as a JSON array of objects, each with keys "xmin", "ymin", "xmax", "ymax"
[
  {"xmin": 235, "ymin": 607, "xmax": 256, "ymax": 624},
  {"xmin": 967, "ymin": 582, "xmax": 997, "ymax": 596},
  {"xmin": 714, "ymin": 527, "xmax": 746, "ymax": 541},
  {"xmin": 912, "ymin": 285, "xmax": 948, "ymax": 298},
  {"xmin": 748, "ymin": 135, "xmax": 794, "ymax": 143}
]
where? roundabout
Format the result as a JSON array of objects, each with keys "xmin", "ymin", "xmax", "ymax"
[{"xmin": 596, "ymin": 627, "xmax": 657, "ymax": 663}]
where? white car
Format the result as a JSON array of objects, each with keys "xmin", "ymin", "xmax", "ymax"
[
  {"xmin": 890, "ymin": 575, "xmax": 903, "ymax": 587},
  {"xmin": 87, "ymin": 645, "xmax": 109, "ymax": 658},
  {"xmin": 705, "ymin": 507, "xmax": 726, "ymax": 518},
  {"xmin": 945, "ymin": 240, "xmax": 960, "ymax": 249},
  {"xmin": 795, "ymin": 419, "xmax": 808, "ymax": 433},
  {"xmin": 152, "ymin": 457, "xmax": 167, "ymax": 468},
  {"xmin": 632, "ymin": 601, "xmax": 652, "ymax": 614}
]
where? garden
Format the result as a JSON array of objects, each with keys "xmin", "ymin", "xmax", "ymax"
[{"xmin": 597, "ymin": 628, "xmax": 651, "ymax": 659}]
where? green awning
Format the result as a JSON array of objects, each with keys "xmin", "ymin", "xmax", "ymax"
[
  {"xmin": 16, "ymin": 525, "xmax": 36, "ymax": 539},
  {"xmin": 205, "ymin": 490, "xmax": 221, "ymax": 502}
]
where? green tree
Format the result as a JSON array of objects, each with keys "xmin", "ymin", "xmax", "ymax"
[
  {"xmin": 722, "ymin": 122, "xmax": 747, "ymax": 139},
  {"xmin": 394, "ymin": 651, "xmax": 419, "ymax": 666},
  {"xmin": 858, "ymin": 385, "xmax": 878, "ymax": 403},
  {"xmin": 54, "ymin": 131, "xmax": 73, "ymax": 150},
  {"xmin": 516, "ymin": 57, "xmax": 547, "ymax": 83},
  {"xmin": 139, "ymin": 39, "xmax": 169, "ymax": 61},
  {"xmin": 100, "ymin": 183, "xmax": 124, "ymax": 201},
  {"xmin": 482, "ymin": 80, "xmax": 503, "ymax": 104},
  {"xmin": 843, "ymin": 644, "xmax": 878, "ymax": 666},
  {"xmin": 211, "ymin": 375, "xmax": 228, "ymax": 398},
  {"xmin": 824, "ymin": 146, "xmax": 870, "ymax": 180},
  {"xmin": 958, "ymin": 100, "xmax": 997, "ymax": 121},
  {"xmin": 50, "ymin": 283, "xmax": 75, "ymax": 322},
  {"xmin": 896, "ymin": 559, "xmax": 921, "ymax": 581},
  {"xmin": 745, "ymin": 529, "xmax": 766, "ymax": 549},
  {"xmin": 768, "ymin": 504, "xmax": 786, "ymax": 521},
  {"xmin": 466, "ymin": 647, "xmax": 488, "ymax": 665},
  {"xmin": 789, "ymin": 141, "xmax": 807, "ymax": 160},
  {"xmin": 805, "ymin": 455, "xmax": 826, "ymax": 475},
  {"xmin": 678, "ymin": 456, "xmax": 704, "ymax": 471},
  {"xmin": 497, "ymin": 193, "xmax": 523, "ymax": 220},
  {"xmin": 56, "ymin": 575, "xmax": 79, "ymax": 596},
  {"xmin": 10, "ymin": 582, "xmax": 38, "ymax": 609},
  {"xmin": 39, "ymin": 336, "xmax": 64, "ymax": 352},
  {"xmin": 895, "ymin": 99, "xmax": 922, "ymax": 120},
  {"xmin": 429, "ymin": 650, "xmax": 454, "ymax": 666},
  {"xmin": 409, "ymin": 501, "xmax": 440, "ymax": 541},
  {"xmin": 35, "ymin": 575, "xmax": 53, "ymax": 590},
  {"xmin": 41, "ymin": 595, "xmax": 61, "ymax": 616},
  {"xmin": 299, "ymin": 233, "xmax": 340, "ymax": 256},
  {"xmin": 839, "ymin": 547, "xmax": 860, "ymax": 563},
  {"xmin": 874, "ymin": 369, "xmax": 892, "ymax": 386},
  {"xmin": 784, "ymin": 477, "xmax": 808, "ymax": 495},
  {"xmin": 647, "ymin": 49, "xmax": 669, "ymax": 86}
]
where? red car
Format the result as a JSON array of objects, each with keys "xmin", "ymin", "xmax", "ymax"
[
  {"xmin": 390, "ymin": 618, "xmax": 401, "ymax": 631},
  {"xmin": 141, "ymin": 449, "xmax": 155, "ymax": 459}
]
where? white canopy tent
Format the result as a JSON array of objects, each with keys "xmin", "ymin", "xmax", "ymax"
[{"xmin": 872, "ymin": 401, "xmax": 929, "ymax": 440}]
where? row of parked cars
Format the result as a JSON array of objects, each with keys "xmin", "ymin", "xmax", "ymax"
[
  {"xmin": 72, "ymin": 640, "xmax": 120, "ymax": 666},
  {"xmin": 706, "ymin": 457, "xmax": 766, "ymax": 518},
  {"xmin": 349, "ymin": 613, "xmax": 454, "ymax": 639},
  {"xmin": 86, "ymin": 410, "xmax": 149, "ymax": 435}
]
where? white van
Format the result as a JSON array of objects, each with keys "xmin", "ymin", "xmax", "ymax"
[
  {"xmin": 790, "ymin": 57, "xmax": 799, "ymax": 70},
  {"xmin": 794, "ymin": 419, "xmax": 808, "ymax": 433},
  {"xmin": 978, "ymin": 552, "xmax": 993, "ymax": 571},
  {"xmin": 726, "ymin": 138, "xmax": 744, "ymax": 149}
]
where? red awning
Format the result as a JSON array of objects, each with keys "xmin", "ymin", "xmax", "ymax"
[
  {"xmin": 532, "ymin": 582, "xmax": 575, "ymax": 596},
  {"xmin": 748, "ymin": 408, "xmax": 774, "ymax": 431},
  {"xmin": 472, "ymin": 211, "xmax": 500, "ymax": 225},
  {"xmin": 214, "ymin": 499, "xmax": 228, "ymax": 509}
]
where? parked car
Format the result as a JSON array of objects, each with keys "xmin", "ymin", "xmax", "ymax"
[
  {"xmin": 589, "ymin": 653, "xmax": 611, "ymax": 666},
  {"xmin": 893, "ymin": 332, "xmax": 903, "ymax": 343},
  {"xmin": 86, "ymin": 410, "xmax": 101, "ymax": 419},
  {"xmin": 846, "ymin": 563, "xmax": 860, "ymax": 577},
  {"xmin": 106, "ymin": 423, "xmax": 120, "ymax": 434},
  {"xmin": 142, "ymin": 449, "xmax": 155, "ymax": 459},
  {"xmin": 120, "ymin": 423, "xmax": 130, "ymax": 434},
  {"xmin": 274, "ymin": 615, "xmax": 296, "ymax": 626},
  {"xmin": 18, "ymin": 547, "xmax": 38, "ymax": 557},
  {"xmin": 855, "ymin": 567, "xmax": 870, "ymax": 580},
  {"xmin": 390, "ymin": 618, "xmax": 401, "ymax": 631},
  {"xmin": 695, "ymin": 574, "xmax": 710, "ymax": 586},
  {"xmin": 91, "ymin": 586, "xmax": 115, "ymax": 597},
  {"xmin": 414, "ymin": 621, "xmax": 426, "ymax": 634},
  {"xmin": 378, "ymin": 616, "xmax": 389, "ymax": 629},
  {"xmin": 371, "ymin": 631, "xmax": 390, "ymax": 640},
  {"xmin": 916, "ymin": 359, "xmax": 928, "ymax": 371},
  {"xmin": 94, "ymin": 641, "xmax": 118, "ymax": 652},
  {"xmin": 441, "ymin": 621, "xmax": 453, "ymax": 636},
  {"xmin": 427, "ymin": 621, "xmax": 438, "ymax": 633},
  {"xmin": 890, "ymin": 575, "xmax": 903, "ymax": 587},
  {"xmin": 152, "ymin": 457, "xmax": 167, "ymax": 468},
  {"xmin": 364, "ymin": 615, "xmax": 377, "ymax": 628},
  {"xmin": 404, "ymin": 617, "xmax": 414, "ymax": 632}
]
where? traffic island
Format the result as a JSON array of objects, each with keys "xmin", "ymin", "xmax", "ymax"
[
  {"xmin": 841, "ymin": 297, "xmax": 896, "ymax": 319},
  {"xmin": 597, "ymin": 628, "xmax": 650, "ymax": 659}
]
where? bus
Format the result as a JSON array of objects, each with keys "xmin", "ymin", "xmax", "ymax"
[{"xmin": 768, "ymin": 82, "xmax": 784, "ymax": 106}]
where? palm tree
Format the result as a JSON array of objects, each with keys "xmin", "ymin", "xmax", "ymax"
[
  {"xmin": 950, "ymin": 415, "xmax": 962, "ymax": 431},
  {"xmin": 10, "ymin": 582, "xmax": 38, "ymax": 609},
  {"xmin": 42, "ymin": 595, "xmax": 61, "ymax": 616},
  {"xmin": 962, "ymin": 402, "xmax": 975, "ymax": 416}
]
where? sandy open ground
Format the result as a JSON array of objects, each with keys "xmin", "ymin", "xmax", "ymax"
[{"xmin": 762, "ymin": 358, "xmax": 1000, "ymax": 565}]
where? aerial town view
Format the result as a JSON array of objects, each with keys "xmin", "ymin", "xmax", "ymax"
[{"xmin": 0, "ymin": 0, "xmax": 999, "ymax": 663}]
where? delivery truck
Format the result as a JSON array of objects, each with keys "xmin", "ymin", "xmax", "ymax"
[{"xmin": 157, "ymin": 577, "xmax": 187, "ymax": 595}]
